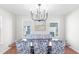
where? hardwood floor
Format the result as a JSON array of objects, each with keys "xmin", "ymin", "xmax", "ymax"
[
  {"xmin": 4, "ymin": 46, "xmax": 78, "ymax": 54},
  {"xmin": 64, "ymin": 46, "xmax": 78, "ymax": 54},
  {"xmin": 4, "ymin": 46, "xmax": 17, "ymax": 54}
]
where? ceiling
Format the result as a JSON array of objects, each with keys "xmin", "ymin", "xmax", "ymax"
[{"xmin": 0, "ymin": 4, "xmax": 79, "ymax": 16}]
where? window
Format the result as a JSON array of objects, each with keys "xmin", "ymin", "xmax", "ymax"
[{"xmin": 50, "ymin": 23, "xmax": 58, "ymax": 38}]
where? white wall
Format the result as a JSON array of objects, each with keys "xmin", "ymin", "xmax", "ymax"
[
  {"xmin": 0, "ymin": 8, "xmax": 16, "ymax": 53},
  {"xmin": 16, "ymin": 15, "xmax": 65, "ymax": 40},
  {"xmin": 65, "ymin": 9, "xmax": 79, "ymax": 53},
  {"xmin": 16, "ymin": 16, "xmax": 24, "ymax": 40}
]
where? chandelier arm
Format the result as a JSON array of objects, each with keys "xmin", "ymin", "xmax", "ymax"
[
  {"xmin": 43, "ymin": 10, "xmax": 45, "ymax": 20},
  {"xmin": 45, "ymin": 10, "xmax": 48, "ymax": 20},
  {"xmin": 44, "ymin": 12, "xmax": 46, "ymax": 20},
  {"xmin": 44, "ymin": 13, "xmax": 47, "ymax": 21},
  {"xmin": 32, "ymin": 12, "xmax": 36, "ymax": 20},
  {"xmin": 31, "ymin": 11, "xmax": 34, "ymax": 20},
  {"xmin": 31, "ymin": 11, "xmax": 33, "ymax": 19}
]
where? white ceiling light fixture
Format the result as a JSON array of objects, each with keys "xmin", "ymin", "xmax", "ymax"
[{"xmin": 31, "ymin": 4, "xmax": 48, "ymax": 22}]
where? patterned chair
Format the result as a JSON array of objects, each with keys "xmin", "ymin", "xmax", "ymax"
[
  {"xmin": 52, "ymin": 40, "xmax": 65, "ymax": 54},
  {"xmin": 16, "ymin": 40, "xmax": 30, "ymax": 54},
  {"xmin": 16, "ymin": 39, "xmax": 65, "ymax": 54},
  {"xmin": 33, "ymin": 40, "xmax": 48, "ymax": 54}
]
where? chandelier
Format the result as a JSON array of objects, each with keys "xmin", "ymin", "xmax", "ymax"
[{"xmin": 31, "ymin": 4, "xmax": 48, "ymax": 22}]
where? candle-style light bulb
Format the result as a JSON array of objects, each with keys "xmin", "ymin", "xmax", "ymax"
[
  {"xmin": 30, "ymin": 42, "xmax": 33, "ymax": 46},
  {"xmin": 49, "ymin": 41, "xmax": 52, "ymax": 46}
]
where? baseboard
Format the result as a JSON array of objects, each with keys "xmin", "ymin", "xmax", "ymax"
[{"xmin": 0, "ymin": 46, "xmax": 11, "ymax": 54}]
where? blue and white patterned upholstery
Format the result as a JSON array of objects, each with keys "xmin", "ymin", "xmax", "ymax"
[
  {"xmin": 34, "ymin": 39, "xmax": 48, "ymax": 54},
  {"xmin": 16, "ymin": 39, "xmax": 65, "ymax": 54},
  {"xmin": 16, "ymin": 40, "xmax": 30, "ymax": 54},
  {"xmin": 52, "ymin": 40, "xmax": 65, "ymax": 54}
]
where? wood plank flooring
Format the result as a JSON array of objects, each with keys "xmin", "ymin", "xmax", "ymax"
[
  {"xmin": 64, "ymin": 46, "xmax": 78, "ymax": 54},
  {"xmin": 4, "ymin": 46, "xmax": 78, "ymax": 54}
]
